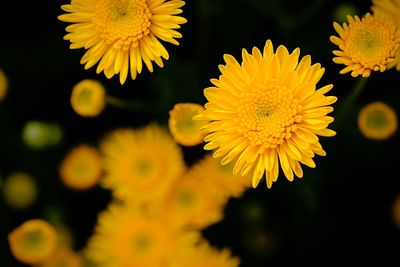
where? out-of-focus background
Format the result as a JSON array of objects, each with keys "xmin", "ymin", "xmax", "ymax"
[{"xmin": 1, "ymin": 0, "xmax": 400, "ymax": 266}]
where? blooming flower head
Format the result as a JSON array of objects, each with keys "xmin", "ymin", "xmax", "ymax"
[
  {"xmin": 58, "ymin": 0, "xmax": 187, "ymax": 84},
  {"xmin": 172, "ymin": 239, "xmax": 240, "ymax": 267},
  {"xmin": 330, "ymin": 13, "xmax": 400, "ymax": 77},
  {"xmin": 39, "ymin": 248, "xmax": 83, "ymax": 267},
  {"xmin": 160, "ymin": 170, "xmax": 226, "ymax": 229},
  {"xmin": 168, "ymin": 103, "xmax": 208, "ymax": 146},
  {"xmin": 2, "ymin": 172, "xmax": 37, "ymax": 209},
  {"xmin": 192, "ymin": 155, "xmax": 251, "ymax": 198},
  {"xmin": 70, "ymin": 79, "xmax": 106, "ymax": 117},
  {"xmin": 59, "ymin": 144, "xmax": 103, "ymax": 190},
  {"xmin": 100, "ymin": 124, "xmax": 185, "ymax": 205},
  {"xmin": 195, "ymin": 40, "xmax": 337, "ymax": 188},
  {"xmin": 85, "ymin": 204, "xmax": 198, "ymax": 267},
  {"xmin": 358, "ymin": 101, "xmax": 397, "ymax": 140},
  {"xmin": 372, "ymin": 0, "xmax": 400, "ymax": 70},
  {"xmin": 8, "ymin": 219, "xmax": 58, "ymax": 265},
  {"xmin": 0, "ymin": 68, "xmax": 8, "ymax": 101}
]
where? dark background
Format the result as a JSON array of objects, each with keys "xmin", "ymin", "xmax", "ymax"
[{"xmin": 1, "ymin": 0, "xmax": 400, "ymax": 266}]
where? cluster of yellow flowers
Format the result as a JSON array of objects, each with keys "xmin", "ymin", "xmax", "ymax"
[
  {"xmin": 57, "ymin": 123, "xmax": 246, "ymax": 266},
  {"xmin": 6, "ymin": 0, "xmax": 400, "ymax": 266},
  {"xmin": 329, "ymin": 1, "xmax": 399, "ymax": 140}
]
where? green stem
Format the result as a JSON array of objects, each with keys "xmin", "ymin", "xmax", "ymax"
[
  {"xmin": 106, "ymin": 95, "xmax": 151, "ymax": 112},
  {"xmin": 334, "ymin": 77, "xmax": 369, "ymax": 126}
]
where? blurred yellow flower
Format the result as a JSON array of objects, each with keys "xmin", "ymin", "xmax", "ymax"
[
  {"xmin": 85, "ymin": 204, "xmax": 198, "ymax": 267},
  {"xmin": 59, "ymin": 144, "xmax": 103, "ymax": 190},
  {"xmin": 392, "ymin": 195, "xmax": 400, "ymax": 229},
  {"xmin": 192, "ymin": 155, "xmax": 251, "ymax": 198},
  {"xmin": 70, "ymin": 79, "xmax": 106, "ymax": 117},
  {"xmin": 358, "ymin": 101, "xmax": 397, "ymax": 140},
  {"xmin": 39, "ymin": 248, "xmax": 83, "ymax": 267},
  {"xmin": 168, "ymin": 103, "xmax": 207, "ymax": 146},
  {"xmin": 58, "ymin": 0, "xmax": 187, "ymax": 84},
  {"xmin": 372, "ymin": 0, "xmax": 400, "ymax": 70},
  {"xmin": 161, "ymin": 170, "xmax": 226, "ymax": 229},
  {"xmin": 54, "ymin": 224, "xmax": 74, "ymax": 248},
  {"xmin": 172, "ymin": 240, "xmax": 240, "ymax": 267},
  {"xmin": 100, "ymin": 124, "xmax": 185, "ymax": 205},
  {"xmin": 330, "ymin": 13, "xmax": 400, "ymax": 77},
  {"xmin": 8, "ymin": 219, "xmax": 58, "ymax": 265},
  {"xmin": 195, "ymin": 40, "xmax": 336, "ymax": 188},
  {"xmin": 2, "ymin": 172, "xmax": 37, "ymax": 209},
  {"xmin": 0, "ymin": 68, "xmax": 8, "ymax": 101}
]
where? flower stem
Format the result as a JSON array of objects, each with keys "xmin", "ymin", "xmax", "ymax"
[{"xmin": 334, "ymin": 77, "xmax": 369, "ymax": 126}]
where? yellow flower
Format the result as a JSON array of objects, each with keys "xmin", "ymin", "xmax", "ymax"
[
  {"xmin": 8, "ymin": 219, "xmax": 58, "ymax": 265},
  {"xmin": 70, "ymin": 79, "xmax": 106, "ymax": 117},
  {"xmin": 330, "ymin": 13, "xmax": 400, "ymax": 77},
  {"xmin": 372, "ymin": 0, "xmax": 400, "ymax": 70},
  {"xmin": 39, "ymin": 248, "xmax": 83, "ymax": 267},
  {"xmin": 2, "ymin": 172, "xmax": 37, "ymax": 209},
  {"xmin": 100, "ymin": 124, "xmax": 185, "ymax": 204},
  {"xmin": 195, "ymin": 40, "xmax": 336, "ymax": 188},
  {"xmin": 358, "ymin": 101, "xmax": 397, "ymax": 140},
  {"xmin": 392, "ymin": 195, "xmax": 400, "ymax": 229},
  {"xmin": 58, "ymin": 0, "xmax": 187, "ymax": 84},
  {"xmin": 168, "ymin": 103, "xmax": 207, "ymax": 146},
  {"xmin": 0, "ymin": 68, "xmax": 8, "ymax": 101},
  {"xmin": 160, "ymin": 169, "xmax": 226, "ymax": 230},
  {"xmin": 85, "ymin": 204, "xmax": 198, "ymax": 267},
  {"xmin": 59, "ymin": 144, "xmax": 103, "ymax": 190},
  {"xmin": 192, "ymin": 155, "xmax": 251, "ymax": 198},
  {"xmin": 172, "ymin": 239, "xmax": 240, "ymax": 267}
]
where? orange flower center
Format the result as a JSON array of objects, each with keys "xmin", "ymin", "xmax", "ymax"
[
  {"xmin": 237, "ymin": 81, "xmax": 302, "ymax": 148},
  {"xmin": 94, "ymin": 0, "xmax": 152, "ymax": 50}
]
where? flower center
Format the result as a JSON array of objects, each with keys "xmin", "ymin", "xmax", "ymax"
[
  {"xmin": 366, "ymin": 109, "xmax": 390, "ymax": 130},
  {"xmin": 134, "ymin": 158, "xmax": 152, "ymax": 177},
  {"xmin": 237, "ymin": 81, "xmax": 302, "ymax": 148},
  {"xmin": 347, "ymin": 17, "xmax": 397, "ymax": 68},
  {"xmin": 23, "ymin": 230, "xmax": 44, "ymax": 250},
  {"xmin": 132, "ymin": 233, "xmax": 152, "ymax": 254},
  {"xmin": 76, "ymin": 88, "xmax": 94, "ymax": 107},
  {"xmin": 177, "ymin": 189, "xmax": 196, "ymax": 209},
  {"xmin": 93, "ymin": 0, "xmax": 152, "ymax": 50}
]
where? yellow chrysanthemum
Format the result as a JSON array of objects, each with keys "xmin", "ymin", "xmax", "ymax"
[
  {"xmin": 192, "ymin": 155, "xmax": 251, "ymax": 198},
  {"xmin": 58, "ymin": 0, "xmax": 187, "ymax": 84},
  {"xmin": 172, "ymin": 240, "xmax": 240, "ymax": 267},
  {"xmin": 8, "ymin": 219, "xmax": 58, "ymax": 265},
  {"xmin": 195, "ymin": 40, "xmax": 336, "ymax": 188},
  {"xmin": 0, "ymin": 68, "xmax": 8, "ymax": 101},
  {"xmin": 372, "ymin": 0, "xmax": 400, "ymax": 70},
  {"xmin": 85, "ymin": 204, "xmax": 198, "ymax": 267},
  {"xmin": 330, "ymin": 13, "xmax": 400, "ymax": 77},
  {"xmin": 2, "ymin": 172, "xmax": 37, "ymax": 209},
  {"xmin": 160, "ymin": 170, "xmax": 226, "ymax": 229},
  {"xmin": 59, "ymin": 144, "xmax": 103, "ymax": 190},
  {"xmin": 101, "ymin": 124, "xmax": 185, "ymax": 204},
  {"xmin": 392, "ymin": 195, "xmax": 400, "ymax": 228},
  {"xmin": 70, "ymin": 79, "xmax": 106, "ymax": 117},
  {"xmin": 168, "ymin": 103, "xmax": 208, "ymax": 147},
  {"xmin": 358, "ymin": 101, "xmax": 397, "ymax": 140},
  {"xmin": 40, "ymin": 248, "xmax": 83, "ymax": 267}
]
